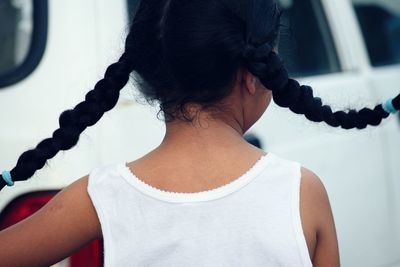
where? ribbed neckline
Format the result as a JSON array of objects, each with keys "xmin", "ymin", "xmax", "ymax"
[{"xmin": 117, "ymin": 153, "xmax": 275, "ymax": 203}]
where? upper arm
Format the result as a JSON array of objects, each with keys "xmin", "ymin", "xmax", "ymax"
[
  {"xmin": 300, "ymin": 167, "xmax": 340, "ymax": 267},
  {"xmin": 0, "ymin": 176, "xmax": 102, "ymax": 267}
]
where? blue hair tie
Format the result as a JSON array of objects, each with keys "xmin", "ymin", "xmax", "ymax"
[
  {"xmin": 382, "ymin": 99, "xmax": 398, "ymax": 114},
  {"xmin": 2, "ymin": 171, "xmax": 14, "ymax": 187}
]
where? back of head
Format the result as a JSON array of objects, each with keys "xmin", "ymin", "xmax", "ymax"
[
  {"xmin": 1, "ymin": 0, "xmax": 399, "ymax": 189},
  {"xmin": 130, "ymin": 0, "xmax": 280, "ymax": 119}
]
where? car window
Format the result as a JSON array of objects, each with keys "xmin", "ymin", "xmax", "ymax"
[
  {"xmin": 0, "ymin": 0, "xmax": 48, "ymax": 88},
  {"xmin": 126, "ymin": 0, "xmax": 341, "ymax": 77},
  {"xmin": 352, "ymin": 0, "xmax": 400, "ymax": 67},
  {"xmin": 278, "ymin": 0, "xmax": 341, "ymax": 77}
]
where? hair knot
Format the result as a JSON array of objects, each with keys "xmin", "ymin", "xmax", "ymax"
[
  {"xmin": 242, "ymin": 42, "xmax": 273, "ymax": 63},
  {"xmin": 242, "ymin": 44, "xmax": 256, "ymax": 61}
]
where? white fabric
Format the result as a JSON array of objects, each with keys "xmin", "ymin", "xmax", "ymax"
[{"xmin": 87, "ymin": 153, "xmax": 313, "ymax": 266}]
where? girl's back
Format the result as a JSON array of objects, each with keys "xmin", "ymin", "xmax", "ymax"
[{"xmin": 89, "ymin": 152, "xmax": 310, "ymax": 266}]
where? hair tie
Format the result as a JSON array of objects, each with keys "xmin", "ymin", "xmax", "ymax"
[
  {"xmin": 382, "ymin": 99, "xmax": 398, "ymax": 114},
  {"xmin": 2, "ymin": 171, "xmax": 14, "ymax": 187}
]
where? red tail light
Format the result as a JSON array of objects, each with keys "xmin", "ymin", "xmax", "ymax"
[{"xmin": 0, "ymin": 191, "xmax": 103, "ymax": 267}]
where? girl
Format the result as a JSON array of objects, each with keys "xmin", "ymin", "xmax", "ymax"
[{"xmin": 1, "ymin": 0, "xmax": 399, "ymax": 266}]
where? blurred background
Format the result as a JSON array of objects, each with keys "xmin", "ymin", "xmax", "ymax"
[{"xmin": 0, "ymin": 0, "xmax": 399, "ymax": 266}]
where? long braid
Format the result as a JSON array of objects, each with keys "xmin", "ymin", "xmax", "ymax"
[
  {"xmin": 3, "ymin": 1, "xmax": 400, "ymax": 190},
  {"xmin": 0, "ymin": 35, "xmax": 136, "ymax": 190},
  {"xmin": 243, "ymin": 43, "xmax": 399, "ymax": 129}
]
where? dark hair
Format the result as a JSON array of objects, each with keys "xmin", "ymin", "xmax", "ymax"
[{"xmin": 1, "ymin": 0, "xmax": 399, "ymax": 190}]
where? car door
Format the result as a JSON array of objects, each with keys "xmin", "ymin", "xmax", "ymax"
[
  {"xmin": 0, "ymin": 1, "xmax": 130, "ymax": 266},
  {"xmin": 349, "ymin": 0, "xmax": 400, "ymax": 265},
  {"xmin": 250, "ymin": 0, "xmax": 400, "ymax": 266}
]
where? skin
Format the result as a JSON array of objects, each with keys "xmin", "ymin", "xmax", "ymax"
[{"xmin": 0, "ymin": 67, "xmax": 340, "ymax": 266}]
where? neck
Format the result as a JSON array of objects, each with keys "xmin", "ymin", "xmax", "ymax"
[{"xmin": 161, "ymin": 111, "xmax": 247, "ymax": 152}]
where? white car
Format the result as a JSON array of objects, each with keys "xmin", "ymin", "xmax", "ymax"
[{"xmin": 0, "ymin": 0, "xmax": 399, "ymax": 266}]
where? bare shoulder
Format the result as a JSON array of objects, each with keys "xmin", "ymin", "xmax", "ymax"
[
  {"xmin": 300, "ymin": 167, "xmax": 340, "ymax": 267},
  {"xmin": 48, "ymin": 175, "xmax": 102, "ymax": 239},
  {"xmin": 0, "ymin": 175, "xmax": 101, "ymax": 266},
  {"xmin": 300, "ymin": 167, "xmax": 331, "ymax": 218},
  {"xmin": 50, "ymin": 175, "xmax": 102, "ymax": 237}
]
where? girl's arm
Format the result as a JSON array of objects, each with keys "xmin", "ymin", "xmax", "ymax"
[
  {"xmin": 301, "ymin": 168, "xmax": 341, "ymax": 266},
  {"xmin": 0, "ymin": 176, "xmax": 102, "ymax": 267}
]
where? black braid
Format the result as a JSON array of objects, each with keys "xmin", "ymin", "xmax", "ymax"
[
  {"xmin": 244, "ymin": 43, "xmax": 399, "ymax": 130},
  {"xmin": 393, "ymin": 94, "xmax": 400, "ymax": 110},
  {"xmin": 0, "ymin": 43, "xmax": 135, "ymax": 191},
  {"xmin": 3, "ymin": 0, "xmax": 400, "ymax": 190}
]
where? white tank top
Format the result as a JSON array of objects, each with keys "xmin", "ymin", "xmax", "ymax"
[{"xmin": 87, "ymin": 153, "xmax": 312, "ymax": 266}]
